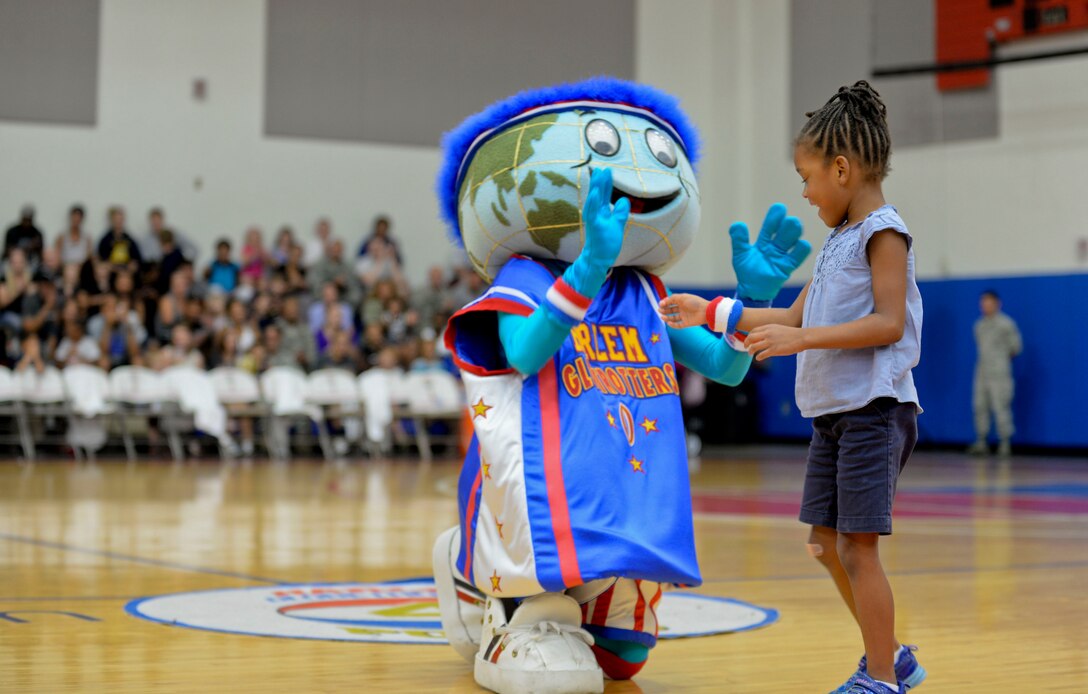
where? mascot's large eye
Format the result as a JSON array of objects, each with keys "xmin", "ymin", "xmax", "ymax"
[
  {"xmin": 585, "ymin": 119, "xmax": 621, "ymax": 157},
  {"xmin": 645, "ymin": 129, "xmax": 678, "ymax": 168}
]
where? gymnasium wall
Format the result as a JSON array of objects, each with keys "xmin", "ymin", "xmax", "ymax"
[
  {"xmin": 0, "ymin": 0, "xmax": 759, "ymax": 285},
  {"xmin": 676, "ymin": 274, "xmax": 1088, "ymax": 449},
  {"xmin": 0, "ymin": 1, "xmax": 1084, "ymax": 446},
  {"xmin": 0, "ymin": 1, "xmax": 494, "ymax": 280},
  {"xmin": 791, "ymin": 0, "xmax": 1000, "ymax": 147},
  {"xmin": 651, "ymin": 0, "xmax": 1088, "ymax": 449},
  {"xmin": 2, "ymin": 1, "xmax": 1087, "ymax": 281},
  {"xmin": 264, "ymin": 0, "xmax": 634, "ymax": 147},
  {"xmin": 0, "ymin": 0, "xmax": 635, "ymax": 281},
  {"xmin": 643, "ymin": 0, "xmax": 1088, "ymax": 285}
]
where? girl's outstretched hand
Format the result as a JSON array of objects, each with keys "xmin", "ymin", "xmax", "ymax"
[
  {"xmin": 658, "ymin": 293, "xmax": 709, "ymax": 329},
  {"xmin": 745, "ymin": 324, "xmax": 806, "ymax": 361}
]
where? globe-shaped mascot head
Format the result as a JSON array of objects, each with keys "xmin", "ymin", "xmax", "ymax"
[{"xmin": 438, "ymin": 77, "xmax": 701, "ymax": 282}]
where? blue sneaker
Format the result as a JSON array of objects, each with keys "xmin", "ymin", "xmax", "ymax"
[
  {"xmin": 830, "ymin": 645, "xmax": 925, "ymax": 693},
  {"xmin": 842, "ymin": 672, "xmax": 906, "ymax": 693}
]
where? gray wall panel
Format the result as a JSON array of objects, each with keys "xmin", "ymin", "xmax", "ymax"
[
  {"xmin": 265, "ymin": 0, "xmax": 635, "ymax": 147},
  {"xmin": 790, "ymin": 0, "xmax": 872, "ymax": 140},
  {"xmin": 0, "ymin": 0, "xmax": 99, "ymax": 126},
  {"xmin": 790, "ymin": 0, "xmax": 997, "ymax": 149}
]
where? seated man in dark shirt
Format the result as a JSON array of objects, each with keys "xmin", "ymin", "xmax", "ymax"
[
  {"xmin": 4, "ymin": 205, "xmax": 44, "ymax": 268},
  {"xmin": 97, "ymin": 206, "xmax": 142, "ymax": 276}
]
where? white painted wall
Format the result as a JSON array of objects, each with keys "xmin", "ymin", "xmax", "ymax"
[
  {"xmin": 2, "ymin": 0, "xmax": 1086, "ymax": 285},
  {"xmin": 891, "ymin": 49, "xmax": 1088, "ymax": 278},
  {"xmin": 636, "ymin": 0, "xmax": 811, "ymax": 287}
]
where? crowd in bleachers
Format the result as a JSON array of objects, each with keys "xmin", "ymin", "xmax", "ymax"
[{"xmin": 0, "ymin": 204, "xmax": 487, "ymax": 377}]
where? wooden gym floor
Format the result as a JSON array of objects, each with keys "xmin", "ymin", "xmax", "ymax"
[{"xmin": 1, "ymin": 446, "xmax": 1086, "ymax": 693}]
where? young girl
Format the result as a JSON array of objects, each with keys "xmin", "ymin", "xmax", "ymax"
[{"xmin": 662, "ymin": 81, "xmax": 925, "ymax": 694}]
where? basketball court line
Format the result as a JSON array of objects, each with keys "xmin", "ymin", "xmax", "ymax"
[
  {"xmin": 0, "ymin": 600, "xmax": 138, "ymax": 604},
  {"xmin": 0, "ymin": 531, "xmax": 287, "ymax": 585}
]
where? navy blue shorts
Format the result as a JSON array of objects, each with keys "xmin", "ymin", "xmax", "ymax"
[{"xmin": 799, "ymin": 397, "xmax": 918, "ymax": 535}]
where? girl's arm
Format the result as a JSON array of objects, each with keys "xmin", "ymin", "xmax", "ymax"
[
  {"xmin": 658, "ymin": 281, "xmax": 809, "ymax": 331},
  {"xmin": 745, "ymin": 230, "xmax": 907, "ymax": 360},
  {"xmin": 739, "ymin": 282, "xmax": 808, "ymax": 331},
  {"xmin": 654, "ymin": 287, "xmax": 754, "ymax": 385}
]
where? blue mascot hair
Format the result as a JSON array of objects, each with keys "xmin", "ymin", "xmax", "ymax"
[{"xmin": 436, "ymin": 76, "xmax": 701, "ymax": 246}]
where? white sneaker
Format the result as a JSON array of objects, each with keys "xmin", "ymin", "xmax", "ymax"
[
  {"xmin": 475, "ymin": 592, "xmax": 603, "ymax": 694},
  {"xmin": 432, "ymin": 526, "xmax": 486, "ymax": 663}
]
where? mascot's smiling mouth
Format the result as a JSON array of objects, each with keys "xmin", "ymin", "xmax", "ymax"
[{"xmin": 610, "ymin": 183, "xmax": 680, "ymax": 215}]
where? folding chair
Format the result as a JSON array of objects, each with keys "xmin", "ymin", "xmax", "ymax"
[
  {"xmin": 109, "ymin": 366, "xmax": 183, "ymax": 461},
  {"xmin": 209, "ymin": 366, "xmax": 274, "ymax": 457},
  {"xmin": 62, "ymin": 364, "xmax": 114, "ymax": 460},
  {"xmin": 14, "ymin": 366, "xmax": 75, "ymax": 461},
  {"xmin": 357, "ymin": 368, "xmax": 405, "ymax": 456},
  {"xmin": 162, "ymin": 365, "xmax": 230, "ymax": 458},
  {"xmin": 400, "ymin": 370, "xmax": 465, "ymax": 461},
  {"xmin": 305, "ymin": 368, "xmax": 362, "ymax": 459},
  {"xmin": 0, "ymin": 366, "xmax": 34, "ymax": 460},
  {"xmin": 259, "ymin": 366, "xmax": 326, "ymax": 460}
]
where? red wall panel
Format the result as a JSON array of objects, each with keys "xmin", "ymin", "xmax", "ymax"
[{"xmin": 935, "ymin": 0, "xmax": 1088, "ymax": 91}]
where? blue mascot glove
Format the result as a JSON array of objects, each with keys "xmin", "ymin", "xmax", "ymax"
[
  {"xmin": 565, "ymin": 167, "xmax": 630, "ymax": 296},
  {"xmin": 730, "ymin": 203, "xmax": 812, "ymax": 303}
]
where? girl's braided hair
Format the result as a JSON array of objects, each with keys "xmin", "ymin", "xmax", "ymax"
[{"xmin": 797, "ymin": 80, "xmax": 891, "ymax": 181}]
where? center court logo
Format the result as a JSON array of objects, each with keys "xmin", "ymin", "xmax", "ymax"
[{"xmin": 125, "ymin": 579, "xmax": 777, "ymax": 644}]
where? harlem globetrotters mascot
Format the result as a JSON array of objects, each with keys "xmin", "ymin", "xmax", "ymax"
[{"xmin": 433, "ymin": 77, "xmax": 811, "ymax": 694}]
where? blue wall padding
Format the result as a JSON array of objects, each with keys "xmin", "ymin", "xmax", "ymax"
[{"xmin": 672, "ymin": 273, "xmax": 1088, "ymax": 448}]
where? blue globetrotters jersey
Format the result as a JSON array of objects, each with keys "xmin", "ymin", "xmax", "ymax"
[{"xmin": 445, "ymin": 255, "xmax": 700, "ymax": 597}]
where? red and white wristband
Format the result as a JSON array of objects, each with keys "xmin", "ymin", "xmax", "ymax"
[
  {"xmin": 705, "ymin": 296, "xmax": 748, "ymax": 353},
  {"xmin": 544, "ymin": 276, "xmax": 592, "ymax": 325}
]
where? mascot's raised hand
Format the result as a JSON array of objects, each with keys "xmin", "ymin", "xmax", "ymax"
[
  {"xmin": 581, "ymin": 168, "xmax": 630, "ymax": 270},
  {"xmin": 567, "ymin": 168, "xmax": 630, "ymax": 293},
  {"xmin": 730, "ymin": 202, "xmax": 811, "ymax": 302}
]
